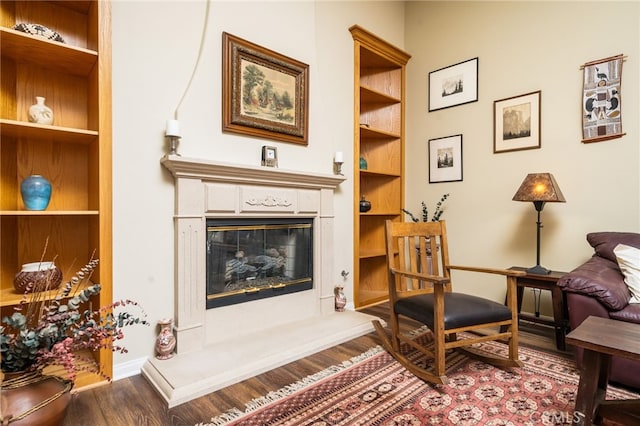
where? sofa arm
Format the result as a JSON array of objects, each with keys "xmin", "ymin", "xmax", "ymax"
[
  {"xmin": 565, "ymin": 292, "xmax": 611, "ymax": 330},
  {"xmin": 557, "ymin": 256, "xmax": 630, "ymax": 311},
  {"xmin": 565, "ymin": 292, "xmax": 610, "ymax": 367}
]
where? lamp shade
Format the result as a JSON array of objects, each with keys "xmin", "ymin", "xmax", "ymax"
[{"xmin": 512, "ymin": 173, "xmax": 566, "ymax": 203}]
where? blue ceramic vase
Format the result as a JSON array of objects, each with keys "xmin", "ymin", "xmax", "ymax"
[
  {"xmin": 20, "ymin": 175, "xmax": 52, "ymax": 210},
  {"xmin": 359, "ymin": 156, "xmax": 368, "ymax": 170}
]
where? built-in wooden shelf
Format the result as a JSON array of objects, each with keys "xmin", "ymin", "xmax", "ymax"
[
  {"xmin": 0, "ymin": 119, "xmax": 98, "ymax": 143},
  {"xmin": 351, "ymin": 25, "xmax": 410, "ymax": 308},
  {"xmin": 0, "ymin": 27, "xmax": 97, "ymax": 76},
  {"xmin": 0, "ymin": 210, "xmax": 99, "ymax": 216},
  {"xmin": 0, "ymin": 280, "xmax": 93, "ymax": 307},
  {"xmin": 0, "ymin": 0, "xmax": 113, "ymax": 388}
]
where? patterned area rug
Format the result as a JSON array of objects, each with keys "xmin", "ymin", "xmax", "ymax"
[{"xmin": 202, "ymin": 335, "xmax": 639, "ymax": 425}]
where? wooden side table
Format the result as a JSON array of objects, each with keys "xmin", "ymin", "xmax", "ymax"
[
  {"xmin": 505, "ymin": 266, "xmax": 569, "ymax": 350},
  {"xmin": 565, "ymin": 316, "xmax": 640, "ymax": 425}
]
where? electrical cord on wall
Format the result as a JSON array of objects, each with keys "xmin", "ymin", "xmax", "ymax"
[{"xmin": 172, "ymin": 0, "xmax": 211, "ymax": 120}]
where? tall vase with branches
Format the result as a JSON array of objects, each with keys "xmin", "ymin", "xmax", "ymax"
[
  {"xmin": 1, "ymin": 250, "xmax": 148, "ymax": 425},
  {"xmin": 402, "ymin": 193, "xmax": 450, "ymax": 222}
]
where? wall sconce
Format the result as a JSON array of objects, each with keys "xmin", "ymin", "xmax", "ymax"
[
  {"xmin": 513, "ymin": 172, "xmax": 566, "ymax": 275},
  {"xmin": 165, "ymin": 119, "xmax": 181, "ymax": 156},
  {"xmin": 334, "ymin": 151, "xmax": 344, "ymax": 175}
]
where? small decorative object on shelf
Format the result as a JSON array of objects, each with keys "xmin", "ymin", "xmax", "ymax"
[
  {"xmin": 20, "ymin": 174, "xmax": 52, "ymax": 211},
  {"xmin": 334, "ymin": 286, "xmax": 347, "ymax": 312},
  {"xmin": 28, "ymin": 96, "xmax": 54, "ymax": 125},
  {"xmin": 359, "ymin": 155, "xmax": 368, "ymax": 170},
  {"xmin": 359, "ymin": 195, "xmax": 372, "ymax": 213},
  {"xmin": 13, "ymin": 23, "xmax": 65, "ymax": 43},
  {"xmin": 155, "ymin": 318, "xmax": 177, "ymax": 360},
  {"xmin": 14, "ymin": 261, "xmax": 62, "ymax": 293}
]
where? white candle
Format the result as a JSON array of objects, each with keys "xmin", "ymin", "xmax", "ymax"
[
  {"xmin": 166, "ymin": 119, "xmax": 181, "ymax": 137},
  {"xmin": 334, "ymin": 151, "xmax": 344, "ymax": 163}
]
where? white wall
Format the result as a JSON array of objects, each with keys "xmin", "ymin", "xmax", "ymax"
[
  {"xmin": 111, "ymin": 1, "xmax": 405, "ymax": 375},
  {"xmin": 112, "ymin": 0, "xmax": 640, "ymax": 374},
  {"xmin": 404, "ymin": 1, "xmax": 640, "ymax": 308}
]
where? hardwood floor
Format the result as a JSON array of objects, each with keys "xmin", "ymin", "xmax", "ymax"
[{"xmin": 61, "ymin": 303, "xmax": 567, "ymax": 425}]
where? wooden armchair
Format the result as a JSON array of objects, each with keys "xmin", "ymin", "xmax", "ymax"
[{"xmin": 372, "ymin": 220, "xmax": 525, "ymax": 384}]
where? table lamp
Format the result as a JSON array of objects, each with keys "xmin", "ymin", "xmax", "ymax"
[{"xmin": 513, "ymin": 173, "xmax": 566, "ymax": 275}]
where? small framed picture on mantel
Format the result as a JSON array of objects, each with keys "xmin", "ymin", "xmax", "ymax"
[{"xmin": 261, "ymin": 145, "xmax": 278, "ymax": 167}]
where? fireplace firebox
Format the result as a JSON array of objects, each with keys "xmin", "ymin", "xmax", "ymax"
[{"xmin": 206, "ymin": 218, "xmax": 313, "ymax": 308}]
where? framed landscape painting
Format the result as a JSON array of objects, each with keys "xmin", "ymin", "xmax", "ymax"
[
  {"xmin": 428, "ymin": 58, "xmax": 478, "ymax": 112},
  {"xmin": 428, "ymin": 134, "xmax": 463, "ymax": 183},
  {"xmin": 493, "ymin": 91, "xmax": 541, "ymax": 153},
  {"xmin": 222, "ymin": 32, "xmax": 309, "ymax": 145}
]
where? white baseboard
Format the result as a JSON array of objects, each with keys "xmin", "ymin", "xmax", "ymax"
[{"xmin": 113, "ymin": 356, "xmax": 148, "ymax": 381}]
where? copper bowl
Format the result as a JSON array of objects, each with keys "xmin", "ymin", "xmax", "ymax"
[{"xmin": 14, "ymin": 262, "xmax": 63, "ymax": 293}]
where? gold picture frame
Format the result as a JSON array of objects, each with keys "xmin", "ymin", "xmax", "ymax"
[{"xmin": 223, "ymin": 32, "xmax": 309, "ymax": 145}]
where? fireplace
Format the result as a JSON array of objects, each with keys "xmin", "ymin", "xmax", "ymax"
[
  {"xmin": 143, "ymin": 155, "xmax": 380, "ymax": 407},
  {"xmin": 206, "ymin": 218, "xmax": 313, "ymax": 308}
]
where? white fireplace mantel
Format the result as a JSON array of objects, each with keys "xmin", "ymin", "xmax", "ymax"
[
  {"xmin": 142, "ymin": 155, "xmax": 380, "ymax": 407},
  {"xmin": 160, "ymin": 154, "xmax": 346, "ymax": 189}
]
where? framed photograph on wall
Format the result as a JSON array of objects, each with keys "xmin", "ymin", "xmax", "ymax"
[
  {"xmin": 222, "ymin": 32, "xmax": 309, "ymax": 145},
  {"xmin": 429, "ymin": 134, "xmax": 463, "ymax": 183},
  {"xmin": 428, "ymin": 57, "xmax": 478, "ymax": 112},
  {"xmin": 493, "ymin": 90, "xmax": 541, "ymax": 153}
]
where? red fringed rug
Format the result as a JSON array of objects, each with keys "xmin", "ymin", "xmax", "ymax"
[{"xmin": 202, "ymin": 335, "xmax": 639, "ymax": 425}]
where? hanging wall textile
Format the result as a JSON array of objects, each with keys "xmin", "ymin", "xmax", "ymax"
[{"xmin": 581, "ymin": 54, "xmax": 625, "ymax": 143}]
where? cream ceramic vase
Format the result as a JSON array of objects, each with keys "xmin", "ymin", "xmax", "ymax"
[{"xmin": 28, "ymin": 96, "xmax": 54, "ymax": 125}]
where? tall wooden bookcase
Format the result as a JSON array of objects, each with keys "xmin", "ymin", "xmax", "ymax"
[
  {"xmin": 0, "ymin": 0, "xmax": 112, "ymax": 388},
  {"xmin": 350, "ymin": 25, "xmax": 410, "ymax": 308}
]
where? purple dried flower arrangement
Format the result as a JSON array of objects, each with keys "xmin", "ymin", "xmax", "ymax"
[{"xmin": 1, "ymin": 257, "xmax": 148, "ymax": 382}]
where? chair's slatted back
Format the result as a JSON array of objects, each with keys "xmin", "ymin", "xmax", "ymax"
[{"xmin": 385, "ymin": 220, "xmax": 451, "ymax": 294}]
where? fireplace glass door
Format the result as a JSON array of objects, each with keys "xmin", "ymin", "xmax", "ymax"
[{"xmin": 206, "ymin": 218, "xmax": 313, "ymax": 308}]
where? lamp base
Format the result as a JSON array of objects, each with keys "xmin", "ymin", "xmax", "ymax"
[{"xmin": 525, "ymin": 265, "xmax": 552, "ymax": 275}]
